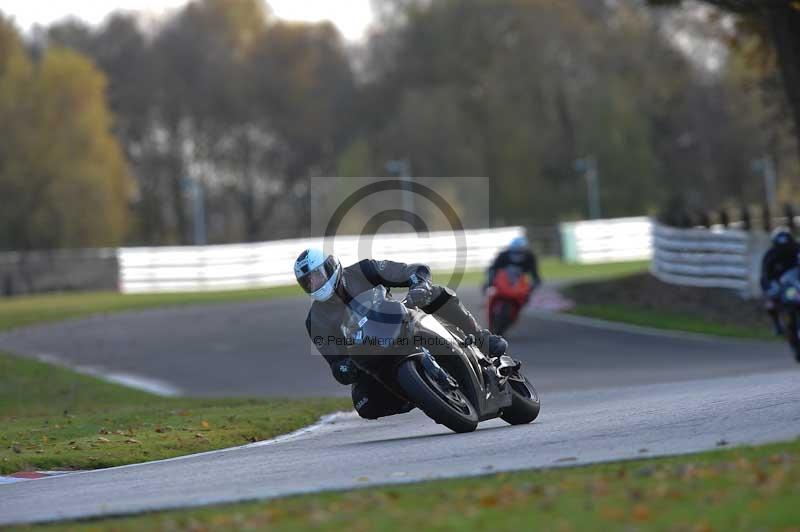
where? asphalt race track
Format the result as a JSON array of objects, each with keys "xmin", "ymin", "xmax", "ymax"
[
  {"xmin": 1, "ymin": 287, "xmax": 798, "ymax": 525},
  {"xmin": 0, "ymin": 288, "xmax": 793, "ymax": 397}
]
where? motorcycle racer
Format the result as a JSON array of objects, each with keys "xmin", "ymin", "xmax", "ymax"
[
  {"xmin": 483, "ymin": 236, "xmax": 541, "ymax": 298},
  {"xmin": 295, "ymin": 249, "xmax": 508, "ymax": 420},
  {"xmin": 761, "ymin": 228, "xmax": 800, "ymax": 335}
]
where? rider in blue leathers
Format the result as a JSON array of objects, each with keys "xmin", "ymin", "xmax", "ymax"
[
  {"xmin": 483, "ymin": 236, "xmax": 541, "ymax": 297},
  {"xmin": 761, "ymin": 228, "xmax": 800, "ymax": 335}
]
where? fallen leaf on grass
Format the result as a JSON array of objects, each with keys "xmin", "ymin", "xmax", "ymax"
[
  {"xmin": 768, "ymin": 453, "xmax": 791, "ymax": 465},
  {"xmin": 599, "ymin": 506, "xmax": 624, "ymax": 521},
  {"xmin": 201, "ymin": 420, "xmax": 210, "ymax": 429},
  {"xmin": 96, "ymin": 437, "xmax": 110, "ymax": 443},
  {"xmin": 125, "ymin": 438, "xmax": 141, "ymax": 444},
  {"xmin": 479, "ymin": 494, "xmax": 499, "ymax": 507},
  {"xmin": 590, "ymin": 480, "xmax": 610, "ymax": 497},
  {"xmin": 631, "ymin": 504, "xmax": 651, "ymax": 522}
]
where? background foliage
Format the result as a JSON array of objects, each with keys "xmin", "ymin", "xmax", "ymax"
[{"xmin": 0, "ymin": 0, "xmax": 797, "ymax": 249}]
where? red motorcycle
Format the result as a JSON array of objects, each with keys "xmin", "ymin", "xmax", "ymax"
[{"xmin": 486, "ymin": 268, "xmax": 532, "ymax": 335}]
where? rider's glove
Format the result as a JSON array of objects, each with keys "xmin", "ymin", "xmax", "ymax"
[
  {"xmin": 332, "ymin": 358, "xmax": 360, "ymax": 385},
  {"xmin": 406, "ymin": 281, "xmax": 434, "ymax": 308},
  {"xmin": 766, "ymin": 280, "xmax": 782, "ymax": 299}
]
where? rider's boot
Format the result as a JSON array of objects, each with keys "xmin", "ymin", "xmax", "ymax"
[
  {"xmin": 426, "ymin": 287, "xmax": 507, "ymax": 357},
  {"xmin": 477, "ymin": 329, "xmax": 508, "ymax": 358},
  {"xmin": 768, "ymin": 308, "xmax": 784, "ymax": 336}
]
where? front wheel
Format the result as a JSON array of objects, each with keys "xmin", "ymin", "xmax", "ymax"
[
  {"xmin": 396, "ymin": 359, "xmax": 478, "ymax": 433},
  {"xmin": 500, "ymin": 374, "xmax": 541, "ymax": 425},
  {"xmin": 782, "ymin": 311, "xmax": 800, "ymax": 363},
  {"xmin": 490, "ymin": 300, "xmax": 513, "ymax": 335}
]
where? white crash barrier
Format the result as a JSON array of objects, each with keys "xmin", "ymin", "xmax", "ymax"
[
  {"xmin": 650, "ymin": 223, "xmax": 769, "ymax": 296},
  {"xmin": 559, "ymin": 217, "xmax": 653, "ymax": 264},
  {"xmin": 118, "ymin": 227, "xmax": 525, "ymax": 294}
]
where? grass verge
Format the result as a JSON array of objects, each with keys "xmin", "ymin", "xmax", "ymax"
[
  {"xmin": 0, "ymin": 286, "xmax": 303, "ymax": 333},
  {"xmin": 564, "ymin": 273, "xmax": 774, "ymax": 341},
  {"xmin": 0, "ymin": 259, "xmax": 648, "ymax": 333},
  {"xmin": 22, "ymin": 438, "xmax": 800, "ymax": 531},
  {"xmin": 568, "ymin": 304, "xmax": 775, "ymax": 341},
  {"xmin": 0, "ymin": 352, "xmax": 349, "ymax": 475},
  {"xmin": 539, "ymin": 258, "xmax": 649, "ymax": 282}
]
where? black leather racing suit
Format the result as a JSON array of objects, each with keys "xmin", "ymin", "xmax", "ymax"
[
  {"xmin": 485, "ymin": 249, "xmax": 541, "ymax": 292},
  {"xmin": 760, "ymin": 241, "xmax": 800, "ymax": 333},
  {"xmin": 760, "ymin": 243, "xmax": 800, "ymax": 294},
  {"xmin": 305, "ymin": 259, "xmax": 484, "ymax": 420}
]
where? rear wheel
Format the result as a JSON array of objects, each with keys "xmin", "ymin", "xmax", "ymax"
[
  {"xmin": 396, "ymin": 359, "xmax": 478, "ymax": 433},
  {"xmin": 500, "ymin": 374, "xmax": 540, "ymax": 425},
  {"xmin": 491, "ymin": 300, "xmax": 513, "ymax": 335}
]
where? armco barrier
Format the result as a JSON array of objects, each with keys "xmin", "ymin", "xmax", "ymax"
[
  {"xmin": 559, "ymin": 217, "xmax": 653, "ymax": 264},
  {"xmin": 118, "ymin": 227, "xmax": 525, "ymax": 294},
  {"xmin": 650, "ymin": 223, "xmax": 769, "ymax": 297}
]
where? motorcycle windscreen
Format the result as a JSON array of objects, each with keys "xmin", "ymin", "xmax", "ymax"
[{"xmin": 345, "ymin": 286, "xmax": 407, "ymax": 350}]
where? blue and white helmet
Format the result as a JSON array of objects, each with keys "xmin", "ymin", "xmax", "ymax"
[
  {"xmin": 294, "ymin": 249, "xmax": 342, "ymax": 302},
  {"xmin": 509, "ymin": 236, "xmax": 529, "ymax": 251},
  {"xmin": 771, "ymin": 227, "xmax": 794, "ymax": 249}
]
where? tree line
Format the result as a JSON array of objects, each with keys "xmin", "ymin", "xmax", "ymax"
[{"xmin": 0, "ymin": 0, "xmax": 797, "ymax": 250}]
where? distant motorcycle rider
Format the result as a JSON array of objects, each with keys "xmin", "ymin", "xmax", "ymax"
[
  {"xmin": 760, "ymin": 228, "xmax": 800, "ymax": 335},
  {"xmin": 483, "ymin": 236, "xmax": 541, "ymax": 296},
  {"xmin": 296, "ymin": 249, "xmax": 508, "ymax": 420}
]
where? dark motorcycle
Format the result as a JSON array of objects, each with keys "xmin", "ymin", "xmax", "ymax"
[
  {"xmin": 342, "ymin": 286, "xmax": 540, "ymax": 433},
  {"xmin": 777, "ymin": 273, "xmax": 800, "ymax": 363}
]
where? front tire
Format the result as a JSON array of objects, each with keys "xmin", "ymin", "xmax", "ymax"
[
  {"xmin": 500, "ymin": 374, "xmax": 541, "ymax": 425},
  {"xmin": 783, "ymin": 312, "xmax": 800, "ymax": 363},
  {"xmin": 396, "ymin": 359, "xmax": 478, "ymax": 433}
]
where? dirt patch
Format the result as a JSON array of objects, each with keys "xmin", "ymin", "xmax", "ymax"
[{"xmin": 564, "ymin": 273, "xmax": 770, "ymax": 332}]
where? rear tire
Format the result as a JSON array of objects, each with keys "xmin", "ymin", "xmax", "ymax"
[
  {"xmin": 396, "ymin": 359, "xmax": 478, "ymax": 433},
  {"xmin": 500, "ymin": 374, "xmax": 541, "ymax": 425},
  {"xmin": 492, "ymin": 301, "xmax": 512, "ymax": 335}
]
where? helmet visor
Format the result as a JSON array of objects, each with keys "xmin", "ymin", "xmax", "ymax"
[{"xmin": 298, "ymin": 255, "xmax": 338, "ymax": 295}]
